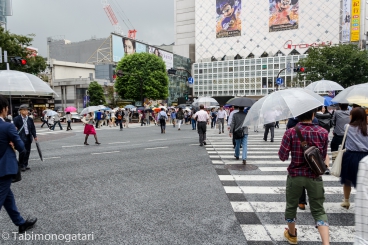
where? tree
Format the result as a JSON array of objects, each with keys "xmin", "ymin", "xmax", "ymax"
[
  {"xmin": 106, "ymin": 86, "xmax": 116, "ymax": 107},
  {"xmin": 0, "ymin": 27, "xmax": 47, "ymax": 74},
  {"xmin": 296, "ymin": 44, "xmax": 368, "ymax": 88},
  {"xmin": 115, "ymin": 53, "xmax": 169, "ymax": 104},
  {"xmin": 88, "ymin": 81, "xmax": 106, "ymax": 106}
]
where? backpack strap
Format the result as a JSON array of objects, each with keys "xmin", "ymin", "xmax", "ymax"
[{"xmin": 294, "ymin": 126, "xmax": 309, "ymax": 151}]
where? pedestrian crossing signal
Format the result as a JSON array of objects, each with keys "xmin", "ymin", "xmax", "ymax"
[{"xmin": 185, "ymin": 93, "xmax": 188, "ymax": 100}]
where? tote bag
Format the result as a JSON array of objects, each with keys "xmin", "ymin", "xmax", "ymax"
[{"xmin": 330, "ymin": 125, "xmax": 349, "ymax": 177}]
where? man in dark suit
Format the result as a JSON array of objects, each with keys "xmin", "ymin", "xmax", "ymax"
[
  {"xmin": 0, "ymin": 95, "xmax": 37, "ymax": 233},
  {"xmin": 13, "ymin": 104, "xmax": 37, "ymax": 172}
]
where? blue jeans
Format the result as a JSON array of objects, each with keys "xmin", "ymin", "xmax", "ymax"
[
  {"xmin": 235, "ymin": 135, "xmax": 248, "ymax": 160},
  {"xmin": 191, "ymin": 119, "xmax": 196, "ymax": 129},
  {"xmin": 0, "ymin": 177, "xmax": 25, "ymax": 226},
  {"xmin": 52, "ymin": 121, "xmax": 63, "ymax": 130}
]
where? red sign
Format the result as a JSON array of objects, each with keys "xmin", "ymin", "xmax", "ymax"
[{"xmin": 283, "ymin": 40, "xmax": 332, "ymax": 49}]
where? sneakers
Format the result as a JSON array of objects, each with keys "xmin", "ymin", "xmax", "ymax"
[
  {"xmin": 340, "ymin": 199, "xmax": 350, "ymax": 209},
  {"xmin": 324, "ymin": 169, "xmax": 330, "ymax": 175},
  {"xmin": 284, "ymin": 228, "xmax": 297, "ymax": 244}
]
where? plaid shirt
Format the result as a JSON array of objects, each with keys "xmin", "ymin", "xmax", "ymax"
[{"xmin": 278, "ymin": 122, "xmax": 329, "ymax": 178}]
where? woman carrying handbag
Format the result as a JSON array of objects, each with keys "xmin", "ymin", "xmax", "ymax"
[{"xmin": 339, "ymin": 108, "xmax": 368, "ymax": 209}]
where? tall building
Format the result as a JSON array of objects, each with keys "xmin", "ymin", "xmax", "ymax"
[{"xmin": 173, "ymin": 0, "xmax": 368, "ymax": 99}]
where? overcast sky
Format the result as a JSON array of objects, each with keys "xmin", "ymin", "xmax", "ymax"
[{"xmin": 7, "ymin": 0, "xmax": 174, "ymax": 57}]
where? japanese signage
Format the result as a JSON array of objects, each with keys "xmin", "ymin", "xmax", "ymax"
[{"xmin": 350, "ymin": 0, "xmax": 360, "ymax": 42}]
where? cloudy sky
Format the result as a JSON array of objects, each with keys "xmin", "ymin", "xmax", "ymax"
[{"xmin": 7, "ymin": 0, "xmax": 175, "ymax": 56}]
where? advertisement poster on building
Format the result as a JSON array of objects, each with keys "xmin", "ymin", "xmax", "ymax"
[
  {"xmin": 269, "ymin": 0, "xmax": 299, "ymax": 32},
  {"xmin": 112, "ymin": 34, "xmax": 124, "ymax": 62},
  {"xmin": 350, "ymin": 0, "xmax": 360, "ymax": 42},
  {"xmin": 215, "ymin": 0, "xmax": 242, "ymax": 38},
  {"xmin": 123, "ymin": 38, "xmax": 147, "ymax": 55},
  {"xmin": 148, "ymin": 46, "xmax": 173, "ymax": 69},
  {"xmin": 341, "ymin": 0, "xmax": 351, "ymax": 42}
]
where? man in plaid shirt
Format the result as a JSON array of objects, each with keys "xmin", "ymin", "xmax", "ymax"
[{"xmin": 278, "ymin": 108, "xmax": 330, "ymax": 245}]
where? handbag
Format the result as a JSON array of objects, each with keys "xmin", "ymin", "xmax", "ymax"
[
  {"xmin": 295, "ymin": 126, "xmax": 327, "ymax": 175},
  {"xmin": 233, "ymin": 126, "xmax": 244, "ymax": 139},
  {"xmin": 330, "ymin": 125, "xmax": 349, "ymax": 177}
]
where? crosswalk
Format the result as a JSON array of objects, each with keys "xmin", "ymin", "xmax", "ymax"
[{"xmin": 205, "ymin": 127, "xmax": 355, "ymax": 244}]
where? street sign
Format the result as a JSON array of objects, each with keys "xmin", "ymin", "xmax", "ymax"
[
  {"xmin": 276, "ymin": 77, "xmax": 284, "ymax": 85},
  {"xmin": 188, "ymin": 77, "xmax": 194, "ymax": 84}
]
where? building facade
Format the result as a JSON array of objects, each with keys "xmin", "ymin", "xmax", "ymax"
[{"xmin": 185, "ymin": 0, "xmax": 368, "ymax": 98}]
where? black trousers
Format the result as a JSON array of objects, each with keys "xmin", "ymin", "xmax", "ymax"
[
  {"xmin": 197, "ymin": 122, "xmax": 207, "ymax": 144},
  {"xmin": 117, "ymin": 119, "xmax": 123, "ymax": 129},
  {"xmin": 19, "ymin": 136, "xmax": 32, "ymax": 168},
  {"xmin": 331, "ymin": 134, "xmax": 344, "ymax": 152},
  {"xmin": 264, "ymin": 122, "xmax": 275, "ymax": 141},
  {"xmin": 67, "ymin": 121, "xmax": 72, "ymax": 130},
  {"xmin": 160, "ymin": 119, "xmax": 166, "ymax": 133}
]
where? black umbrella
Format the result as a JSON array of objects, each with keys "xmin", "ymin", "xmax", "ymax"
[
  {"xmin": 35, "ymin": 141, "xmax": 44, "ymax": 162},
  {"xmin": 228, "ymin": 97, "xmax": 256, "ymax": 107},
  {"xmin": 176, "ymin": 104, "xmax": 187, "ymax": 109},
  {"xmin": 144, "ymin": 108, "xmax": 153, "ymax": 112},
  {"xmin": 137, "ymin": 107, "xmax": 145, "ymax": 111}
]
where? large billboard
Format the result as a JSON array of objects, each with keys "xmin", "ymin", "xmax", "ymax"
[
  {"xmin": 342, "ymin": 0, "xmax": 351, "ymax": 42},
  {"xmin": 269, "ymin": 0, "xmax": 299, "ymax": 32},
  {"xmin": 112, "ymin": 35, "xmax": 147, "ymax": 62},
  {"xmin": 350, "ymin": 0, "xmax": 360, "ymax": 41},
  {"xmin": 148, "ymin": 46, "xmax": 173, "ymax": 69},
  {"xmin": 216, "ymin": 0, "xmax": 242, "ymax": 38}
]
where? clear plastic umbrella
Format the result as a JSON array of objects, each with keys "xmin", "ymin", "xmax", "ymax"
[
  {"xmin": 80, "ymin": 106, "xmax": 101, "ymax": 115},
  {"xmin": 305, "ymin": 79, "xmax": 344, "ymax": 92},
  {"xmin": 0, "ymin": 70, "xmax": 58, "ymax": 96},
  {"xmin": 331, "ymin": 83, "xmax": 368, "ymax": 106},
  {"xmin": 192, "ymin": 97, "xmax": 219, "ymax": 108},
  {"xmin": 242, "ymin": 88, "xmax": 324, "ymax": 127}
]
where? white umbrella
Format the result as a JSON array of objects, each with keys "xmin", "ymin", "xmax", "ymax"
[
  {"xmin": 305, "ymin": 79, "xmax": 344, "ymax": 92},
  {"xmin": 331, "ymin": 83, "xmax": 368, "ymax": 106},
  {"xmin": 80, "ymin": 106, "xmax": 101, "ymax": 115},
  {"xmin": 46, "ymin": 111, "xmax": 58, "ymax": 116},
  {"xmin": 242, "ymin": 88, "xmax": 325, "ymax": 127},
  {"xmin": 192, "ymin": 97, "xmax": 219, "ymax": 108},
  {"xmin": 0, "ymin": 70, "xmax": 58, "ymax": 96}
]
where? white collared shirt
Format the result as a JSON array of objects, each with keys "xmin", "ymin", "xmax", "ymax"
[
  {"xmin": 194, "ymin": 110, "xmax": 209, "ymax": 122},
  {"xmin": 217, "ymin": 109, "xmax": 227, "ymax": 119}
]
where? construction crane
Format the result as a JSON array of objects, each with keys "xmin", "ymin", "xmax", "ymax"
[{"xmin": 101, "ymin": 0, "xmax": 137, "ymax": 39}]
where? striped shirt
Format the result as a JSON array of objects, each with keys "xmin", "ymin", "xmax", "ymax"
[{"xmin": 194, "ymin": 110, "xmax": 209, "ymax": 122}]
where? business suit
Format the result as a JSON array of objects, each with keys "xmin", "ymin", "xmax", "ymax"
[
  {"xmin": 0, "ymin": 119, "xmax": 26, "ymax": 226},
  {"xmin": 13, "ymin": 115, "xmax": 37, "ymax": 169}
]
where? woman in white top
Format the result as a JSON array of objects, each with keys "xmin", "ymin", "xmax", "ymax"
[
  {"xmin": 82, "ymin": 112, "xmax": 101, "ymax": 145},
  {"xmin": 340, "ymin": 107, "xmax": 368, "ymax": 209}
]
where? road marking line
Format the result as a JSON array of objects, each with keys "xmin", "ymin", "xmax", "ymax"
[
  {"xmin": 108, "ymin": 141, "xmax": 130, "ymax": 145},
  {"xmin": 91, "ymin": 151, "xmax": 120, "ymax": 155},
  {"xmin": 62, "ymin": 145, "xmax": 85, "ymax": 148},
  {"xmin": 30, "ymin": 157, "xmax": 61, "ymax": 161},
  {"xmin": 149, "ymin": 139, "xmax": 167, "ymax": 141},
  {"xmin": 145, "ymin": 147, "xmax": 168, "ymax": 150}
]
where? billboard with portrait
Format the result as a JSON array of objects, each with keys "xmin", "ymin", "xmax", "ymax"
[
  {"xmin": 341, "ymin": 0, "xmax": 351, "ymax": 42},
  {"xmin": 148, "ymin": 46, "xmax": 173, "ymax": 69},
  {"xmin": 269, "ymin": 0, "xmax": 299, "ymax": 32},
  {"xmin": 112, "ymin": 34, "xmax": 124, "ymax": 62},
  {"xmin": 216, "ymin": 0, "xmax": 241, "ymax": 38}
]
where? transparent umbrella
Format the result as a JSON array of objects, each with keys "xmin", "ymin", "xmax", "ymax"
[
  {"xmin": 80, "ymin": 106, "xmax": 101, "ymax": 115},
  {"xmin": 0, "ymin": 70, "xmax": 58, "ymax": 96},
  {"xmin": 305, "ymin": 79, "xmax": 344, "ymax": 93},
  {"xmin": 192, "ymin": 97, "xmax": 219, "ymax": 108},
  {"xmin": 242, "ymin": 88, "xmax": 324, "ymax": 127},
  {"xmin": 332, "ymin": 83, "xmax": 368, "ymax": 106}
]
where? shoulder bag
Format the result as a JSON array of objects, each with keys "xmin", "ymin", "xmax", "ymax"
[
  {"xmin": 330, "ymin": 125, "xmax": 349, "ymax": 177},
  {"xmin": 295, "ymin": 126, "xmax": 327, "ymax": 175}
]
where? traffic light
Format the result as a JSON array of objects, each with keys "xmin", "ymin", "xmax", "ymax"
[
  {"xmin": 167, "ymin": 68, "xmax": 177, "ymax": 75},
  {"xmin": 185, "ymin": 93, "xmax": 188, "ymax": 100},
  {"xmin": 293, "ymin": 66, "xmax": 305, "ymax": 72},
  {"xmin": 10, "ymin": 57, "xmax": 27, "ymax": 66}
]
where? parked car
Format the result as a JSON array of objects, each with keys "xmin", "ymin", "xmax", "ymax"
[{"xmin": 60, "ymin": 112, "xmax": 81, "ymax": 122}]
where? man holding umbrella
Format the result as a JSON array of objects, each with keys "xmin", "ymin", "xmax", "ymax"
[{"xmin": 13, "ymin": 105, "xmax": 38, "ymax": 172}]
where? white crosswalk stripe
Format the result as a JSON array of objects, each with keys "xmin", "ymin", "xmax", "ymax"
[{"xmin": 206, "ymin": 128, "xmax": 355, "ymax": 244}]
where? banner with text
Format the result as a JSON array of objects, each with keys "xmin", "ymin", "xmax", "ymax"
[
  {"xmin": 350, "ymin": 0, "xmax": 360, "ymax": 42},
  {"xmin": 148, "ymin": 46, "xmax": 173, "ymax": 69},
  {"xmin": 342, "ymin": 0, "xmax": 351, "ymax": 42}
]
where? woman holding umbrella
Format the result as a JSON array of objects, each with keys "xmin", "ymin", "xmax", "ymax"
[{"xmin": 82, "ymin": 112, "xmax": 101, "ymax": 145}]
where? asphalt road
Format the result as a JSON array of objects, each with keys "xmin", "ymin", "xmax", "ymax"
[{"xmin": 0, "ymin": 123, "xmax": 247, "ymax": 244}]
